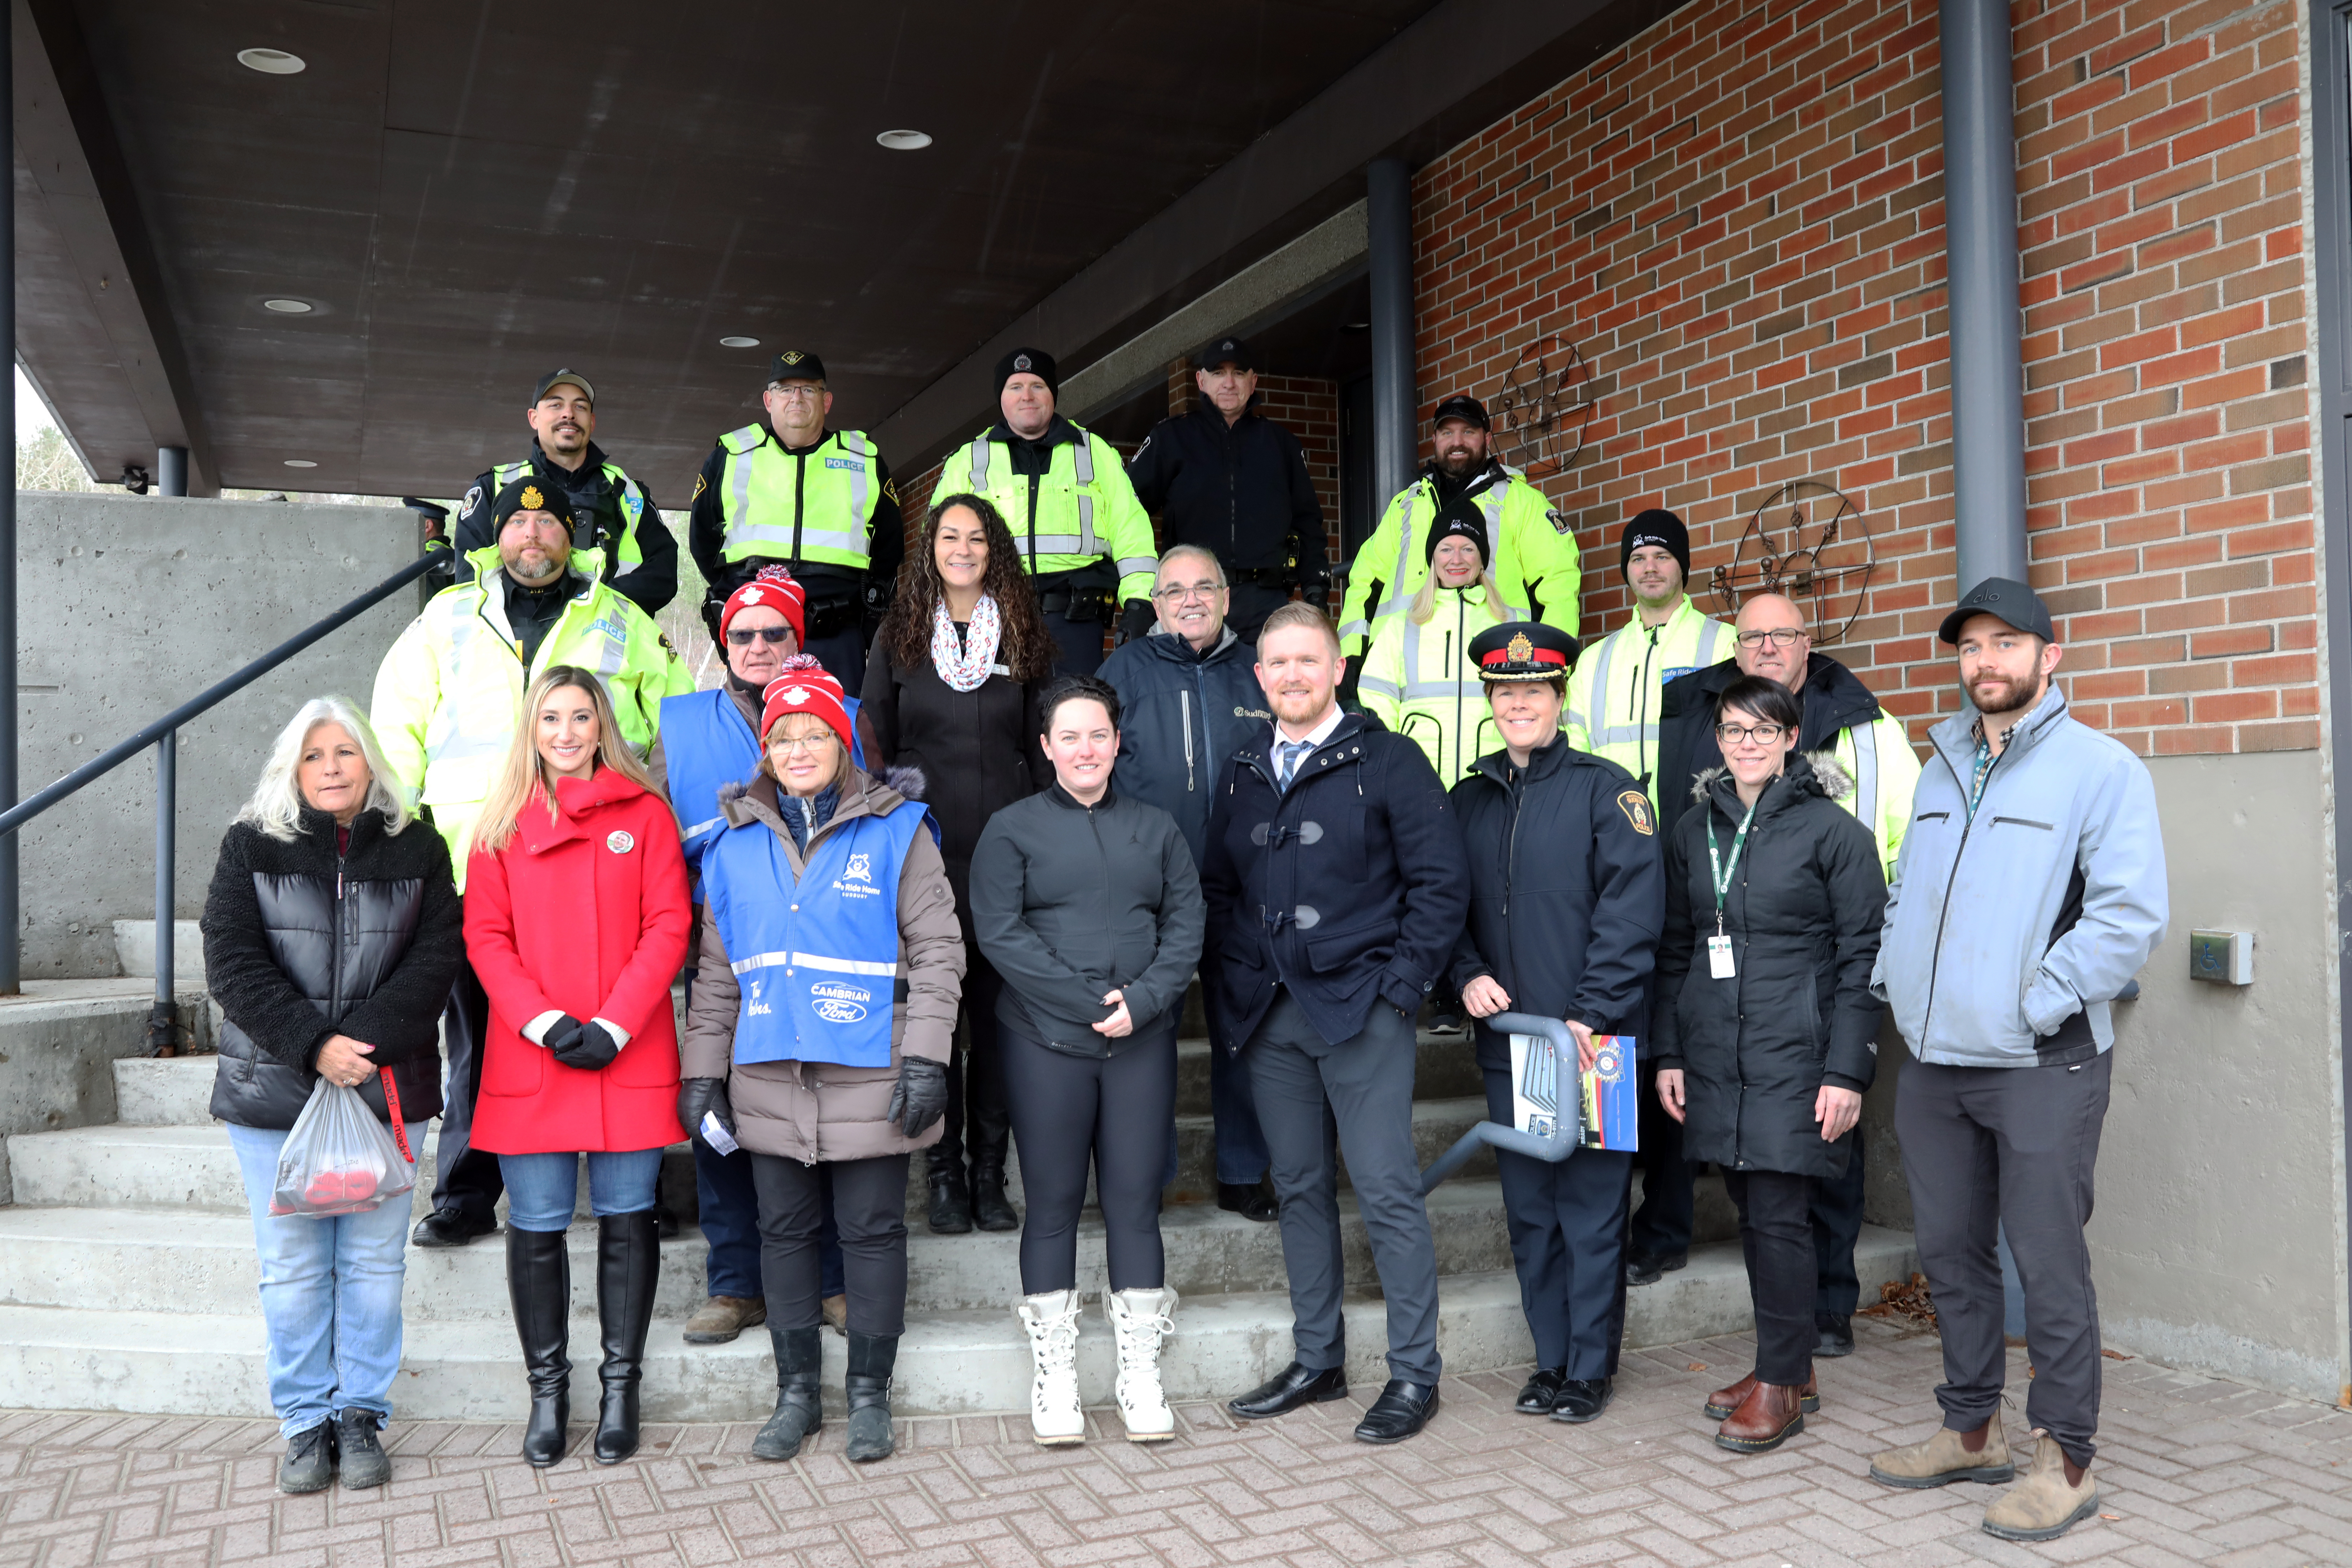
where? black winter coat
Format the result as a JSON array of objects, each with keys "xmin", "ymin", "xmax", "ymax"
[
  {"xmin": 1652, "ymin": 753, "xmax": 1886, "ymax": 1179},
  {"xmin": 201, "ymin": 807, "xmax": 463, "ymax": 1131},
  {"xmin": 970, "ymin": 785, "xmax": 1205, "ymax": 1057},
  {"xmin": 1098, "ymin": 626, "xmax": 1270, "ymax": 868},
  {"xmin": 1655, "ymin": 651, "xmax": 1886, "ymax": 829},
  {"xmin": 1201, "ymin": 711, "xmax": 1468, "ymax": 1052},
  {"xmin": 1125, "ymin": 401, "xmax": 1328, "ymax": 581},
  {"xmin": 1447, "ymin": 737, "xmax": 1665, "ymax": 1071}
]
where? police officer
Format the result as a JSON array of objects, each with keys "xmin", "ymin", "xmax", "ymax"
[
  {"xmin": 688, "ymin": 351, "xmax": 906, "ymax": 691},
  {"xmin": 1336, "ymin": 393, "xmax": 1581, "ymax": 693},
  {"xmin": 1651, "ymin": 589, "xmax": 1921, "ymax": 1355},
  {"xmin": 453, "ymin": 369, "xmax": 679, "ymax": 616},
  {"xmin": 930, "ymin": 348, "xmax": 1158, "ymax": 676},
  {"xmin": 1560, "ymin": 508, "xmax": 1730, "ymax": 1290},
  {"xmin": 374, "ymin": 476, "xmax": 692, "ymax": 1248},
  {"xmin": 1449, "ymin": 622, "xmax": 1664, "ymax": 1425},
  {"xmin": 1125, "ymin": 335, "xmax": 1328, "ymax": 643}
]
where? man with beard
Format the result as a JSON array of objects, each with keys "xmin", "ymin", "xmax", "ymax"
[
  {"xmin": 1336, "ymin": 393, "xmax": 1580, "ymax": 698},
  {"xmin": 454, "ymin": 369, "xmax": 678, "ymax": 615},
  {"xmin": 1865, "ymin": 577, "xmax": 2167, "ymax": 1544}
]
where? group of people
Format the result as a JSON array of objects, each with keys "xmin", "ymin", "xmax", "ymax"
[{"xmin": 194, "ymin": 350, "xmax": 2166, "ymax": 1548}]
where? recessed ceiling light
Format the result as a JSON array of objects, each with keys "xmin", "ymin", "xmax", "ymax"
[
  {"xmin": 237, "ymin": 48, "xmax": 305, "ymax": 74},
  {"xmin": 876, "ymin": 129, "xmax": 932, "ymax": 151},
  {"xmin": 719, "ymin": 336, "xmax": 760, "ymax": 348},
  {"xmin": 283, "ymin": 459, "xmax": 318, "ymax": 468},
  {"xmin": 263, "ymin": 298, "xmax": 313, "ymax": 314}
]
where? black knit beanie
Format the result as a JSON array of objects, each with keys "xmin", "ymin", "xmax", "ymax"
[
  {"xmin": 1620, "ymin": 508, "xmax": 1690, "ymax": 581},
  {"xmin": 993, "ymin": 346, "xmax": 1060, "ymax": 399},
  {"xmin": 1425, "ymin": 511, "xmax": 1491, "ymax": 570}
]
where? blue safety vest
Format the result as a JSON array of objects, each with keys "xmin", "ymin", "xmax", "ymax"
[
  {"xmin": 661, "ymin": 687, "xmax": 866, "ymax": 899},
  {"xmin": 703, "ymin": 802, "xmax": 928, "ymax": 1069}
]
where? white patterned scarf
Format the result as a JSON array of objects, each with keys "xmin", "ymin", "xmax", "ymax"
[{"xmin": 930, "ymin": 594, "xmax": 1003, "ymax": 693}]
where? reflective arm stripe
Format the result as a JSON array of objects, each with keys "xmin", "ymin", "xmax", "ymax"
[
  {"xmin": 1337, "ymin": 618, "xmax": 1371, "ymax": 640},
  {"xmin": 969, "ymin": 440, "xmax": 991, "ymax": 489},
  {"xmin": 1849, "ymin": 719, "xmax": 1879, "ymax": 836},
  {"xmin": 1358, "ymin": 673, "xmax": 1403, "ymax": 698},
  {"xmin": 1694, "ymin": 617, "xmax": 1729, "ymax": 664},
  {"xmin": 1116, "ymin": 556, "xmax": 1159, "ymax": 578},
  {"xmin": 679, "ymin": 814, "xmax": 725, "ymax": 843},
  {"xmin": 730, "ymin": 950, "xmax": 901, "ymax": 978}
]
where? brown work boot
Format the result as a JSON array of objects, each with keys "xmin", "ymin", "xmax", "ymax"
[
  {"xmin": 822, "ymin": 1293, "xmax": 848, "ymax": 1333},
  {"xmin": 1981, "ymin": 1429, "xmax": 2099, "ymax": 1542},
  {"xmin": 1869, "ymin": 1411, "xmax": 2015, "ymax": 1488},
  {"xmin": 680, "ymin": 1295, "xmax": 767, "ymax": 1345},
  {"xmin": 1714, "ymin": 1377, "xmax": 1808, "ymax": 1453},
  {"xmin": 1704, "ymin": 1369, "xmax": 1819, "ymax": 1421}
]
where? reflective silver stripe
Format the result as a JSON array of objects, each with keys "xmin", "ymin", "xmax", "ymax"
[
  {"xmin": 1077, "ymin": 492, "xmax": 1097, "ymax": 556},
  {"xmin": 1393, "ymin": 618, "xmax": 1467, "ymax": 701},
  {"xmin": 1848, "ymin": 720, "xmax": 1879, "ymax": 836},
  {"xmin": 724, "ymin": 522, "xmax": 871, "ymax": 555},
  {"xmin": 679, "ymin": 814, "xmax": 724, "ymax": 843},
  {"xmin": 1479, "ymin": 486, "xmax": 1526, "ymax": 618},
  {"xmin": 1337, "ymin": 617, "xmax": 1371, "ymax": 641},
  {"xmin": 423, "ymin": 604, "xmax": 515, "ymax": 767},
  {"xmin": 730, "ymin": 950, "xmax": 900, "ymax": 978},
  {"xmin": 613, "ymin": 471, "xmax": 645, "ymax": 530},
  {"xmin": 1583, "ymin": 633, "xmax": 1619, "ymax": 740},
  {"xmin": 1021, "ymin": 534, "xmax": 1087, "ymax": 554},
  {"xmin": 1694, "ymin": 617, "xmax": 1729, "ymax": 666},
  {"xmin": 1116, "ymin": 556, "xmax": 1158, "ymax": 577},
  {"xmin": 1358, "ymin": 673, "xmax": 1402, "ymax": 698},
  {"xmin": 727, "ymin": 444, "xmax": 756, "ymax": 526},
  {"xmin": 1072, "ymin": 434, "xmax": 1095, "ymax": 485},
  {"xmin": 841, "ymin": 438, "xmax": 871, "ymax": 528},
  {"xmin": 969, "ymin": 438, "xmax": 990, "ymax": 489}
]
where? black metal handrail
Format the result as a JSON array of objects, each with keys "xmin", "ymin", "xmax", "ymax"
[{"xmin": 0, "ymin": 539, "xmax": 450, "ymax": 1051}]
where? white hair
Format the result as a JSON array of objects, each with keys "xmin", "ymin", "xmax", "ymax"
[
  {"xmin": 237, "ymin": 696, "xmax": 412, "ymax": 842},
  {"xmin": 1157, "ymin": 543, "xmax": 1227, "ymax": 588}
]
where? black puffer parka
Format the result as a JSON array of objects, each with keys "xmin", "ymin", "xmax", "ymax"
[
  {"xmin": 1650, "ymin": 752, "xmax": 1885, "ymax": 1179},
  {"xmin": 201, "ymin": 805, "xmax": 464, "ymax": 1130}
]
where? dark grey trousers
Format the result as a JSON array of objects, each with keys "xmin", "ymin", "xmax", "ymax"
[
  {"xmin": 1245, "ymin": 988, "xmax": 1440, "ymax": 1385},
  {"xmin": 1896, "ymin": 1050, "xmax": 2112, "ymax": 1468}
]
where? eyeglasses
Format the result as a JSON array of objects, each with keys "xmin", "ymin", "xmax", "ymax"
[
  {"xmin": 1714, "ymin": 722, "xmax": 1789, "ymax": 744},
  {"xmin": 727, "ymin": 626, "xmax": 794, "ymax": 646},
  {"xmin": 769, "ymin": 734, "xmax": 837, "ymax": 756},
  {"xmin": 1736, "ymin": 628, "xmax": 1806, "ymax": 648},
  {"xmin": 767, "ymin": 384, "xmax": 825, "ymax": 402},
  {"xmin": 1153, "ymin": 582, "xmax": 1224, "ymax": 603}
]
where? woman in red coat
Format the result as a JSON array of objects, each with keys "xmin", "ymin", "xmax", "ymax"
[{"xmin": 464, "ymin": 665, "xmax": 690, "ymax": 1469}]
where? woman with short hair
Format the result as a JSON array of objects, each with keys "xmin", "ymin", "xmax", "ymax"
[{"xmin": 202, "ymin": 696, "xmax": 463, "ymax": 1494}]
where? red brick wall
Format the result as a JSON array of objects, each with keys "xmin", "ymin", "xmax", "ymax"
[{"xmin": 1411, "ymin": 0, "xmax": 2313, "ymax": 755}]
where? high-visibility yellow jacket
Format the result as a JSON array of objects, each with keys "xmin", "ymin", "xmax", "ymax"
[
  {"xmin": 370, "ymin": 545, "xmax": 693, "ymax": 887},
  {"xmin": 932, "ymin": 418, "xmax": 1157, "ymax": 601},
  {"xmin": 1562, "ymin": 596, "xmax": 1733, "ymax": 808},
  {"xmin": 714, "ymin": 426, "xmax": 883, "ymax": 572},
  {"xmin": 1336, "ymin": 462, "xmax": 1581, "ymax": 661},
  {"xmin": 1822, "ymin": 712, "xmax": 1922, "ymax": 879},
  {"xmin": 1358, "ymin": 584, "xmax": 1509, "ymax": 785}
]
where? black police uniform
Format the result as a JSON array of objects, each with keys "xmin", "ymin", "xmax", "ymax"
[{"xmin": 1446, "ymin": 623, "xmax": 1665, "ymax": 1407}]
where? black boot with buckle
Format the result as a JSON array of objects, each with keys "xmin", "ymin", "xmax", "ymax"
[
  {"xmin": 844, "ymin": 1331, "xmax": 899, "ymax": 1462},
  {"xmin": 752, "ymin": 1325, "xmax": 825, "ymax": 1461}
]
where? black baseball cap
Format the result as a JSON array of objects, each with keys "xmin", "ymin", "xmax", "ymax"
[
  {"xmin": 768, "ymin": 350, "xmax": 826, "ymax": 383},
  {"xmin": 1938, "ymin": 577, "xmax": 2055, "ymax": 644},
  {"xmin": 1197, "ymin": 335, "xmax": 1255, "ymax": 372},
  {"xmin": 1431, "ymin": 392, "xmax": 1490, "ymax": 430},
  {"xmin": 531, "ymin": 368, "xmax": 595, "ymax": 405}
]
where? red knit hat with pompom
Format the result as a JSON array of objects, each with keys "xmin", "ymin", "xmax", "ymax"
[
  {"xmin": 759, "ymin": 655, "xmax": 854, "ymax": 755},
  {"xmin": 721, "ymin": 564, "xmax": 806, "ymax": 644}
]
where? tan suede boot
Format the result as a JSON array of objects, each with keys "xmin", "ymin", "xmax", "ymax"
[
  {"xmin": 1868, "ymin": 1411, "xmax": 2014, "ymax": 1488},
  {"xmin": 1981, "ymin": 1430, "xmax": 2099, "ymax": 1542}
]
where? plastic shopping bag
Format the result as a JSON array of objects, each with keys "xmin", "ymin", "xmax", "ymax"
[{"xmin": 269, "ymin": 1074, "xmax": 416, "ymax": 1217}]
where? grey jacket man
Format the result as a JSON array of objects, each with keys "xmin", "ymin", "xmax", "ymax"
[{"xmin": 1871, "ymin": 685, "xmax": 2168, "ymax": 1067}]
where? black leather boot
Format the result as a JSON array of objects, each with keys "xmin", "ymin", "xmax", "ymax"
[
  {"xmin": 926, "ymin": 1158, "xmax": 974, "ymax": 1234},
  {"xmin": 751, "ymin": 1325, "xmax": 824, "ymax": 1461},
  {"xmin": 505, "ymin": 1227, "xmax": 571, "ymax": 1466},
  {"xmin": 966, "ymin": 1042, "xmax": 1018, "ymax": 1232},
  {"xmin": 844, "ymin": 1331, "xmax": 899, "ymax": 1463},
  {"xmin": 969, "ymin": 1146, "xmax": 1018, "ymax": 1233},
  {"xmin": 593, "ymin": 1210, "xmax": 659, "ymax": 1464}
]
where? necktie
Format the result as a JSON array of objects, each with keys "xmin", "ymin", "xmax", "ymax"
[{"xmin": 1277, "ymin": 738, "xmax": 1313, "ymax": 792}]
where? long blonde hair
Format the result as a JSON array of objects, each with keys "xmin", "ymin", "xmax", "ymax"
[{"xmin": 472, "ymin": 666, "xmax": 658, "ymax": 853}]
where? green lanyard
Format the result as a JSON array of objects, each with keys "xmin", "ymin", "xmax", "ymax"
[{"xmin": 1705, "ymin": 805, "xmax": 1757, "ymax": 934}]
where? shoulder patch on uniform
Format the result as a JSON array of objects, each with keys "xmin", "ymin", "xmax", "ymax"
[
  {"xmin": 659, "ymin": 631, "xmax": 680, "ymax": 660},
  {"xmin": 1548, "ymin": 507, "xmax": 1571, "ymax": 535},
  {"xmin": 1616, "ymin": 789, "xmax": 1655, "ymax": 836},
  {"xmin": 690, "ymin": 473, "xmax": 706, "ymax": 502},
  {"xmin": 882, "ymin": 477, "xmax": 898, "ymax": 503},
  {"xmin": 1133, "ymin": 433, "xmax": 1152, "ymax": 461},
  {"xmin": 460, "ymin": 484, "xmax": 483, "ymax": 517}
]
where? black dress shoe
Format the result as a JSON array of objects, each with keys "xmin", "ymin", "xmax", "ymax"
[
  {"xmin": 1217, "ymin": 1181, "xmax": 1279, "ymax": 1222},
  {"xmin": 1353, "ymin": 1379, "xmax": 1439, "ymax": 1444},
  {"xmin": 1816, "ymin": 1311, "xmax": 1855, "ymax": 1357},
  {"xmin": 411, "ymin": 1208, "xmax": 496, "ymax": 1248},
  {"xmin": 926, "ymin": 1168, "xmax": 973, "ymax": 1235},
  {"xmin": 1227, "ymin": 1361, "xmax": 1348, "ymax": 1420},
  {"xmin": 1623, "ymin": 1248, "xmax": 1686, "ymax": 1287},
  {"xmin": 1550, "ymin": 1376, "xmax": 1613, "ymax": 1424},
  {"xmin": 1514, "ymin": 1367, "xmax": 1568, "ymax": 1415}
]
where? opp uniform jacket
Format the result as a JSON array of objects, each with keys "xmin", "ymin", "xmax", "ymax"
[
  {"xmin": 1446, "ymin": 735, "xmax": 1665, "ymax": 1073},
  {"xmin": 463, "ymin": 767, "xmax": 692, "ymax": 1154},
  {"xmin": 970, "ymin": 784, "xmax": 1206, "ymax": 1058},
  {"xmin": 1651, "ymin": 753, "xmax": 1887, "ymax": 1180},
  {"xmin": 681, "ymin": 768, "xmax": 966, "ymax": 1164},
  {"xmin": 686, "ymin": 422, "xmax": 906, "ymax": 624},
  {"xmin": 1124, "ymin": 399, "xmax": 1328, "ymax": 584},
  {"xmin": 1358, "ymin": 583, "xmax": 1509, "ymax": 785},
  {"xmin": 1336, "ymin": 461, "xmax": 1581, "ymax": 660},
  {"xmin": 1562, "ymin": 595, "xmax": 1734, "ymax": 809},
  {"xmin": 202, "ymin": 806, "xmax": 464, "ymax": 1131},
  {"xmin": 1097, "ymin": 625, "xmax": 1269, "ymax": 868},
  {"xmin": 453, "ymin": 438, "xmax": 678, "ymax": 616},
  {"xmin": 1200, "ymin": 710, "xmax": 1469, "ymax": 1052}
]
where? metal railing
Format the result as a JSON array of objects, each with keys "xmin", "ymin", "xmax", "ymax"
[{"xmin": 0, "ymin": 536, "xmax": 450, "ymax": 1052}]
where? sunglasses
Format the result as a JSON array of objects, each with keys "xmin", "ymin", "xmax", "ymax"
[{"xmin": 727, "ymin": 626, "xmax": 795, "ymax": 646}]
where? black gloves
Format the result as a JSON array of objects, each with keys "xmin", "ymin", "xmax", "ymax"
[
  {"xmin": 553, "ymin": 1021, "xmax": 621, "ymax": 1072},
  {"xmin": 886, "ymin": 1057, "xmax": 949, "ymax": 1139},
  {"xmin": 540, "ymin": 1014, "xmax": 587, "ymax": 1054},
  {"xmin": 678, "ymin": 1078, "xmax": 736, "ymax": 1148},
  {"xmin": 1116, "ymin": 598, "xmax": 1157, "ymax": 645}
]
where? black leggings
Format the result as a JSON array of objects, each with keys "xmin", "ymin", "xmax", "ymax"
[
  {"xmin": 1000, "ymin": 1021, "xmax": 1176, "ymax": 1294},
  {"xmin": 749, "ymin": 1151, "xmax": 910, "ymax": 1337},
  {"xmin": 1723, "ymin": 1167, "xmax": 1818, "ymax": 1387}
]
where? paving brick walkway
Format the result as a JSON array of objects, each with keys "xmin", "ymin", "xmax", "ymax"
[{"xmin": 5, "ymin": 1317, "xmax": 2348, "ymax": 1567}]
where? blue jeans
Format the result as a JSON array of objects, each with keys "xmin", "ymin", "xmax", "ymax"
[
  {"xmin": 226, "ymin": 1120, "xmax": 424, "ymax": 1439},
  {"xmin": 498, "ymin": 1149, "xmax": 664, "ymax": 1233}
]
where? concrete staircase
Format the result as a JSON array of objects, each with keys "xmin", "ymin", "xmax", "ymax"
[{"xmin": 0, "ymin": 1018, "xmax": 1918, "ymax": 1422}]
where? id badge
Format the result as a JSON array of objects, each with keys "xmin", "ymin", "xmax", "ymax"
[{"xmin": 1707, "ymin": 934, "xmax": 1735, "ymax": 979}]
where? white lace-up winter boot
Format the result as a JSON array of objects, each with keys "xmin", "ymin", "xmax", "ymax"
[
  {"xmin": 1104, "ymin": 1287, "xmax": 1178, "ymax": 1441},
  {"xmin": 1016, "ymin": 1289, "xmax": 1086, "ymax": 1445}
]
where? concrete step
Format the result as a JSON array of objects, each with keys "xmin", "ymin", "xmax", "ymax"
[
  {"xmin": 0, "ymin": 1227, "xmax": 1919, "ymax": 1420},
  {"xmin": 110, "ymin": 919, "xmax": 205, "ymax": 982},
  {"xmin": 0, "ymin": 1180, "xmax": 1515, "ymax": 1321},
  {"xmin": 0, "ymin": 979, "xmax": 216, "ymax": 1204}
]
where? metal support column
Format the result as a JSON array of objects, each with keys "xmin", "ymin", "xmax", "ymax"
[
  {"xmin": 1367, "ymin": 157, "xmax": 1417, "ymax": 507},
  {"xmin": 147, "ymin": 730, "xmax": 178, "ymax": 1055},
  {"xmin": 157, "ymin": 446, "xmax": 187, "ymax": 497},
  {"xmin": 1940, "ymin": 0, "xmax": 2029, "ymax": 591},
  {"xmin": 0, "ymin": 17, "xmax": 18, "ymax": 995}
]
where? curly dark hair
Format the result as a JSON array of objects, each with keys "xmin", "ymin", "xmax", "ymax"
[
  {"xmin": 1038, "ymin": 673, "xmax": 1121, "ymax": 735},
  {"xmin": 878, "ymin": 492, "xmax": 1056, "ymax": 680}
]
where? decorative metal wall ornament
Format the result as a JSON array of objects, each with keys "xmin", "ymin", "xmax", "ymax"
[
  {"xmin": 1707, "ymin": 479, "xmax": 1877, "ymax": 645},
  {"xmin": 1488, "ymin": 335, "xmax": 1596, "ymax": 479}
]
